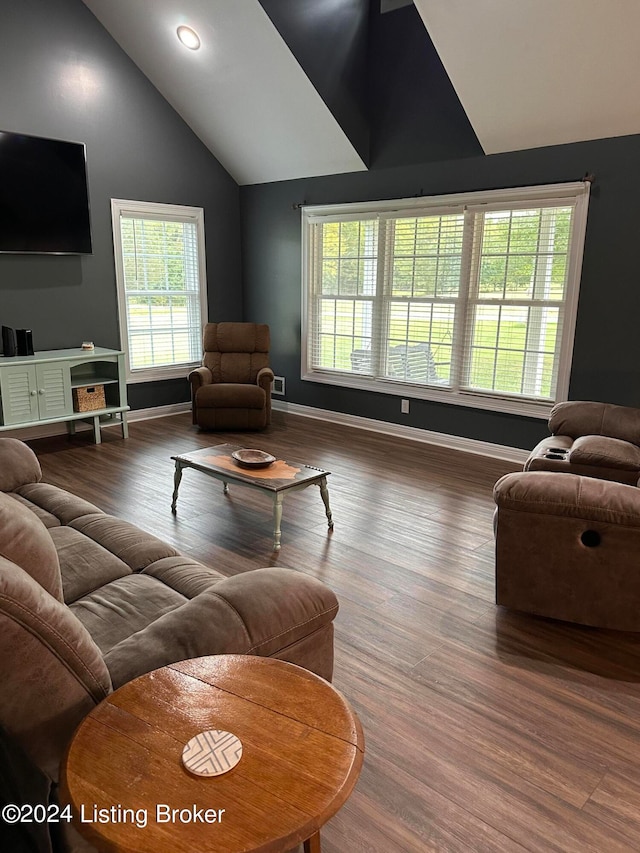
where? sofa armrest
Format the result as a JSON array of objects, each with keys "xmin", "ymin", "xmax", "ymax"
[
  {"xmin": 0, "ymin": 559, "xmax": 111, "ymax": 781},
  {"xmin": 494, "ymin": 470, "xmax": 640, "ymax": 525},
  {"xmin": 103, "ymin": 567, "xmax": 338, "ymax": 688},
  {"xmin": 549, "ymin": 401, "xmax": 640, "ymax": 445},
  {"xmin": 0, "ymin": 438, "xmax": 42, "ymax": 492}
]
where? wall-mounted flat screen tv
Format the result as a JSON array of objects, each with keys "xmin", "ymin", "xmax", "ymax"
[{"xmin": 0, "ymin": 130, "xmax": 92, "ymax": 254}]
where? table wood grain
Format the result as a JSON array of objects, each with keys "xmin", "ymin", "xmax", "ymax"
[{"xmin": 60, "ymin": 655, "xmax": 364, "ymax": 853}]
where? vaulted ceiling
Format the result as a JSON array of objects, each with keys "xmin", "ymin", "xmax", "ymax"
[
  {"xmin": 81, "ymin": 0, "xmax": 367, "ymax": 185},
  {"xmin": 413, "ymin": 0, "xmax": 640, "ymax": 155},
  {"xmin": 82, "ymin": 0, "xmax": 640, "ymax": 185}
]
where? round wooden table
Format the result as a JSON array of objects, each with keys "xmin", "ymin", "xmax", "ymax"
[{"xmin": 61, "ymin": 655, "xmax": 364, "ymax": 853}]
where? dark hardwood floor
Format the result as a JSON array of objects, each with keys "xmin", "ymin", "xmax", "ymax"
[{"xmin": 29, "ymin": 411, "xmax": 640, "ymax": 852}]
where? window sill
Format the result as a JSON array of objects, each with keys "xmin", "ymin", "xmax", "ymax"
[
  {"xmin": 127, "ymin": 364, "xmax": 199, "ymax": 384},
  {"xmin": 301, "ymin": 370, "xmax": 554, "ymax": 420}
]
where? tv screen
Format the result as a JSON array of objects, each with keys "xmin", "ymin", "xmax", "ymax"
[{"xmin": 0, "ymin": 130, "xmax": 92, "ymax": 254}]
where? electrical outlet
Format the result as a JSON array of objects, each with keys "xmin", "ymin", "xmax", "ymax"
[
  {"xmin": 272, "ymin": 376, "xmax": 285, "ymax": 396},
  {"xmin": 401, "ymin": 399, "xmax": 410, "ymax": 414}
]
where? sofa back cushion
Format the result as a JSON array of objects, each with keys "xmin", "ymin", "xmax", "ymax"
[
  {"xmin": 0, "ymin": 438, "xmax": 42, "ymax": 492},
  {"xmin": 0, "ymin": 557, "xmax": 111, "ymax": 781},
  {"xmin": 0, "ymin": 492, "xmax": 63, "ymax": 601},
  {"xmin": 549, "ymin": 401, "xmax": 640, "ymax": 445}
]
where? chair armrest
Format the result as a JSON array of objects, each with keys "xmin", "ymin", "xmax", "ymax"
[
  {"xmin": 188, "ymin": 365, "xmax": 212, "ymax": 392},
  {"xmin": 256, "ymin": 367, "xmax": 275, "ymax": 424},
  {"xmin": 0, "ymin": 438, "xmax": 42, "ymax": 492},
  {"xmin": 188, "ymin": 366, "xmax": 213, "ymax": 424},
  {"xmin": 549, "ymin": 401, "xmax": 640, "ymax": 445},
  {"xmin": 103, "ymin": 567, "xmax": 338, "ymax": 688},
  {"xmin": 256, "ymin": 367, "xmax": 274, "ymax": 389}
]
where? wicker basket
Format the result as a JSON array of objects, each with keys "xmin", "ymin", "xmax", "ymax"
[{"xmin": 72, "ymin": 385, "xmax": 106, "ymax": 413}]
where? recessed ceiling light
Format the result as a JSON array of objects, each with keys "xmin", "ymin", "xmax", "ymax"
[{"xmin": 177, "ymin": 25, "xmax": 201, "ymax": 50}]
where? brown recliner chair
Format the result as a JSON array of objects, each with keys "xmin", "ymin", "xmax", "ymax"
[
  {"xmin": 189, "ymin": 323, "xmax": 274, "ymax": 430},
  {"xmin": 524, "ymin": 400, "xmax": 640, "ymax": 485}
]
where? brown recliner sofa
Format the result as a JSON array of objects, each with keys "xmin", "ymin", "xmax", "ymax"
[
  {"xmin": 494, "ymin": 469, "xmax": 640, "ymax": 630},
  {"xmin": 189, "ymin": 322, "xmax": 274, "ymax": 430},
  {"xmin": 524, "ymin": 400, "xmax": 640, "ymax": 484},
  {"xmin": 0, "ymin": 438, "xmax": 337, "ymax": 852}
]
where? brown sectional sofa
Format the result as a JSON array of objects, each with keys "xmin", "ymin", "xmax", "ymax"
[
  {"xmin": 0, "ymin": 437, "xmax": 338, "ymax": 851},
  {"xmin": 497, "ymin": 400, "xmax": 640, "ymax": 629},
  {"xmin": 494, "ymin": 469, "xmax": 640, "ymax": 630}
]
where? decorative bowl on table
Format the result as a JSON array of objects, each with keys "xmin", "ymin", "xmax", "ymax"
[{"xmin": 231, "ymin": 449, "xmax": 276, "ymax": 469}]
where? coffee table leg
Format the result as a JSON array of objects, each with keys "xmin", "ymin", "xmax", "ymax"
[
  {"xmin": 319, "ymin": 477, "xmax": 334, "ymax": 530},
  {"xmin": 304, "ymin": 832, "xmax": 321, "ymax": 853},
  {"xmin": 171, "ymin": 462, "xmax": 183, "ymax": 513},
  {"xmin": 273, "ymin": 493, "xmax": 284, "ymax": 551}
]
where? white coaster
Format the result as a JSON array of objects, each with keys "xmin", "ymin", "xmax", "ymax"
[{"xmin": 182, "ymin": 730, "xmax": 243, "ymax": 777}]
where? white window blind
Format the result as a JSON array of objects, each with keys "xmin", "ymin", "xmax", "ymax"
[
  {"xmin": 111, "ymin": 200, "xmax": 207, "ymax": 381},
  {"xmin": 302, "ymin": 183, "xmax": 589, "ymax": 417}
]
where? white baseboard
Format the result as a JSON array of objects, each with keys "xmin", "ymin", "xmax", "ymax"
[
  {"xmin": 0, "ymin": 402, "xmax": 191, "ymax": 441},
  {"xmin": 272, "ymin": 400, "xmax": 529, "ymax": 464},
  {"xmin": 2, "ymin": 398, "xmax": 528, "ymax": 464},
  {"xmin": 128, "ymin": 402, "xmax": 191, "ymax": 422}
]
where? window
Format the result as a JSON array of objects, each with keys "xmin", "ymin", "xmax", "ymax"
[
  {"xmin": 302, "ymin": 182, "xmax": 590, "ymax": 417},
  {"xmin": 111, "ymin": 199, "xmax": 207, "ymax": 382}
]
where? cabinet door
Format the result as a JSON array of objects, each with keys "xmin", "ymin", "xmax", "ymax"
[
  {"xmin": 35, "ymin": 362, "xmax": 73, "ymax": 419},
  {"xmin": 0, "ymin": 364, "xmax": 39, "ymax": 425}
]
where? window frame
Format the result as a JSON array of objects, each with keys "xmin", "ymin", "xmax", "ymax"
[
  {"xmin": 301, "ymin": 182, "xmax": 590, "ymax": 419},
  {"xmin": 111, "ymin": 198, "xmax": 208, "ymax": 383}
]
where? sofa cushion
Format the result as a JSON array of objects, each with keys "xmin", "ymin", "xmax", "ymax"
[
  {"xmin": 549, "ymin": 400, "xmax": 640, "ymax": 444},
  {"xmin": 8, "ymin": 492, "xmax": 61, "ymax": 528},
  {"xmin": 0, "ymin": 439, "xmax": 42, "ymax": 492},
  {"xmin": 142, "ymin": 556, "xmax": 224, "ymax": 598},
  {"xmin": 0, "ymin": 492, "xmax": 63, "ymax": 601},
  {"xmin": 196, "ymin": 382, "xmax": 265, "ymax": 409},
  {"xmin": 70, "ymin": 575, "xmax": 187, "ymax": 655},
  {"xmin": 49, "ymin": 527, "xmax": 133, "ymax": 604},
  {"xmin": 569, "ymin": 435, "xmax": 640, "ymax": 471},
  {"xmin": 15, "ymin": 482, "xmax": 104, "ymax": 525},
  {"xmin": 69, "ymin": 514, "xmax": 180, "ymax": 571}
]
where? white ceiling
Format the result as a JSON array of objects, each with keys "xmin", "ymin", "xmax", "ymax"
[
  {"xmin": 82, "ymin": 0, "xmax": 366, "ymax": 185},
  {"xmin": 414, "ymin": 0, "xmax": 640, "ymax": 155}
]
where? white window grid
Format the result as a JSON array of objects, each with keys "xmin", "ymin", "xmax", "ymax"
[
  {"xmin": 111, "ymin": 200, "xmax": 208, "ymax": 383},
  {"xmin": 301, "ymin": 182, "xmax": 590, "ymax": 419}
]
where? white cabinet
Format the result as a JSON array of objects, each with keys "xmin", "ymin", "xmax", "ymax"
[
  {"xmin": 0, "ymin": 347, "xmax": 129, "ymax": 443},
  {"xmin": 1, "ymin": 361, "xmax": 72, "ymax": 424}
]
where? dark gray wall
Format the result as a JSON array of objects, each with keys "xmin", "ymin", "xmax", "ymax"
[
  {"xmin": 241, "ymin": 133, "xmax": 640, "ymax": 450},
  {"xmin": 0, "ymin": 0, "xmax": 242, "ymax": 409},
  {"xmin": 259, "ymin": 0, "xmax": 371, "ymax": 163},
  {"xmin": 367, "ymin": 3, "xmax": 482, "ymax": 167}
]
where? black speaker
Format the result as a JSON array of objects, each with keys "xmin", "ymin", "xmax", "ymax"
[
  {"xmin": 2, "ymin": 326, "xmax": 16, "ymax": 358},
  {"xmin": 16, "ymin": 329, "xmax": 34, "ymax": 357}
]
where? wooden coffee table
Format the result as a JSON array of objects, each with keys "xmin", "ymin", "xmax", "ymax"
[
  {"xmin": 170, "ymin": 444, "xmax": 334, "ymax": 550},
  {"xmin": 60, "ymin": 655, "xmax": 364, "ymax": 853}
]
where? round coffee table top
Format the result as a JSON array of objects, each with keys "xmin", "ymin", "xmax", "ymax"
[{"xmin": 60, "ymin": 655, "xmax": 364, "ymax": 853}]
